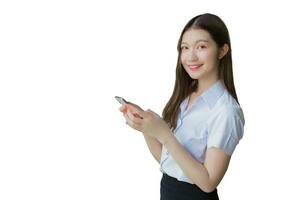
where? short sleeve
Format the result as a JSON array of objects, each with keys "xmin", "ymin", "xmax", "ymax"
[{"xmin": 206, "ymin": 106, "xmax": 245, "ymax": 156}]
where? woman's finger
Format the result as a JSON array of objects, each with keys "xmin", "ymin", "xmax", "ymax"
[
  {"xmin": 127, "ymin": 110, "xmax": 143, "ymax": 124},
  {"xmin": 127, "ymin": 101, "xmax": 143, "ymax": 111},
  {"xmin": 127, "ymin": 102, "xmax": 144, "ymax": 111},
  {"xmin": 124, "ymin": 113, "xmax": 141, "ymax": 131},
  {"xmin": 124, "ymin": 113, "xmax": 135, "ymax": 128},
  {"xmin": 128, "ymin": 105, "xmax": 145, "ymax": 118},
  {"xmin": 119, "ymin": 104, "xmax": 127, "ymax": 112}
]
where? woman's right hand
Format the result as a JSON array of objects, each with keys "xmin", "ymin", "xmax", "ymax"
[{"xmin": 119, "ymin": 101, "xmax": 144, "ymax": 119}]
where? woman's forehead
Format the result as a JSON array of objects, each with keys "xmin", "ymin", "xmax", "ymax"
[{"xmin": 181, "ymin": 29, "xmax": 212, "ymax": 44}]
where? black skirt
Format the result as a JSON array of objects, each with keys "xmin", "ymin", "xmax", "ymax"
[{"xmin": 160, "ymin": 173, "xmax": 219, "ymax": 200}]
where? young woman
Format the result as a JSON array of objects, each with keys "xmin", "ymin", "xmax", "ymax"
[{"xmin": 119, "ymin": 13, "xmax": 245, "ymax": 200}]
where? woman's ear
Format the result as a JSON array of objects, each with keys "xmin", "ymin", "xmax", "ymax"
[{"xmin": 218, "ymin": 44, "xmax": 229, "ymax": 59}]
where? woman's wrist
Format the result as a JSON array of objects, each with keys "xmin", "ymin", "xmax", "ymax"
[{"xmin": 159, "ymin": 129, "xmax": 173, "ymax": 145}]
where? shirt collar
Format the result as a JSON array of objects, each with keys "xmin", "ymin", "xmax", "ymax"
[
  {"xmin": 201, "ymin": 80, "xmax": 226, "ymax": 109},
  {"xmin": 180, "ymin": 79, "xmax": 226, "ymax": 111}
]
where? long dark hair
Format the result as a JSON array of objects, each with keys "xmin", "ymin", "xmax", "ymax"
[{"xmin": 162, "ymin": 13, "xmax": 239, "ymax": 131}]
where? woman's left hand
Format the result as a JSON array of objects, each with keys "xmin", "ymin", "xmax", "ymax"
[{"xmin": 121, "ymin": 104, "xmax": 172, "ymax": 144}]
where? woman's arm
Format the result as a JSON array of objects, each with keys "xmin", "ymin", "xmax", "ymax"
[
  {"xmin": 142, "ymin": 134, "xmax": 162, "ymax": 163},
  {"xmin": 162, "ymin": 130, "xmax": 231, "ymax": 193},
  {"xmin": 119, "ymin": 103, "xmax": 162, "ymax": 163},
  {"xmin": 121, "ymin": 104, "xmax": 231, "ymax": 192}
]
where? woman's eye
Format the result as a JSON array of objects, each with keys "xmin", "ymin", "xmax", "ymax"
[{"xmin": 181, "ymin": 45, "xmax": 206, "ymax": 50}]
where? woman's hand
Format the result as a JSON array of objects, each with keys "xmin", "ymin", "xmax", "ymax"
[
  {"xmin": 119, "ymin": 101, "xmax": 144, "ymax": 119},
  {"xmin": 119, "ymin": 102, "xmax": 172, "ymax": 144}
]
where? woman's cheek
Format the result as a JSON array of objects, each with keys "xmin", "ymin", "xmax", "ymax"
[{"xmin": 201, "ymin": 51, "xmax": 217, "ymax": 64}]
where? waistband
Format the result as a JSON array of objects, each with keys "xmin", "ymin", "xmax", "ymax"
[{"xmin": 160, "ymin": 173, "xmax": 219, "ymax": 200}]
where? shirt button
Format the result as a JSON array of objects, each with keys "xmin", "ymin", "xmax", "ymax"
[{"xmin": 166, "ymin": 151, "xmax": 169, "ymax": 155}]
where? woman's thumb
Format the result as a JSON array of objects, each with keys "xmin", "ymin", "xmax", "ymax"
[{"xmin": 127, "ymin": 102, "xmax": 143, "ymax": 111}]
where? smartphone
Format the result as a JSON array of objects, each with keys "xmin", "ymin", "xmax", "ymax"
[
  {"xmin": 115, "ymin": 96, "xmax": 128, "ymax": 105},
  {"xmin": 115, "ymin": 96, "xmax": 143, "ymax": 119}
]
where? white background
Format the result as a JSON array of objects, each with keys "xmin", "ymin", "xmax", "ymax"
[{"xmin": 1, "ymin": 0, "xmax": 300, "ymax": 199}]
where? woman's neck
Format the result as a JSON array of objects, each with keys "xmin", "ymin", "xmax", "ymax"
[{"xmin": 194, "ymin": 78, "xmax": 221, "ymax": 96}]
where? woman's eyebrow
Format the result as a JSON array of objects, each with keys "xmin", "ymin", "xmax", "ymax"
[{"xmin": 181, "ymin": 39, "xmax": 209, "ymax": 45}]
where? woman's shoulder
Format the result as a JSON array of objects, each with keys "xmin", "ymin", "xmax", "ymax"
[
  {"xmin": 210, "ymin": 91, "xmax": 245, "ymax": 122},
  {"xmin": 216, "ymin": 89, "xmax": 243, "ymax": 109}
]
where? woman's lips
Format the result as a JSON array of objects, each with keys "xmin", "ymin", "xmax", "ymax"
[{"xmin": 188, "ymin": 64, "xmax": 203, "ymax": 72}]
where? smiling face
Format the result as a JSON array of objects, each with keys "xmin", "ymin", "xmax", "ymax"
[{"xmin": 180, "ymin": 28, "xmax": 221, "ymax": 85}]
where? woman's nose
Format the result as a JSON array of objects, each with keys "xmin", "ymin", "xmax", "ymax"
[{"xmin": 187, "ymin": 49, "xmax": 198, "ymax": 61}]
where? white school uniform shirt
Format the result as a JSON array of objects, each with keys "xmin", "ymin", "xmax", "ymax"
[{"xmin": 159, "ymin": 80, "xmax": 245, "ymax": 184}]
